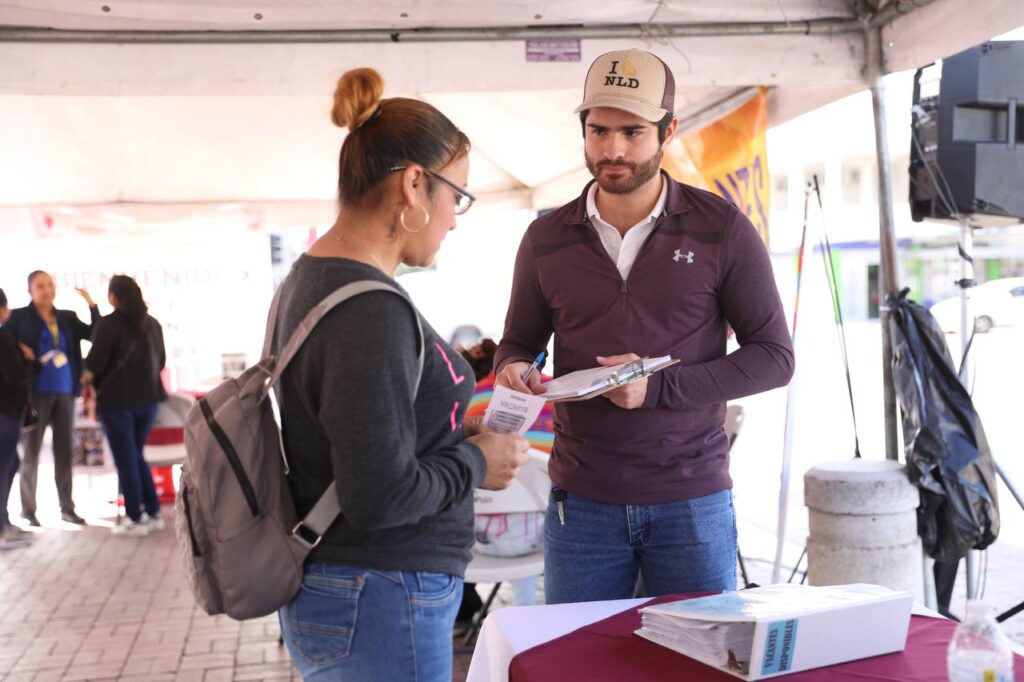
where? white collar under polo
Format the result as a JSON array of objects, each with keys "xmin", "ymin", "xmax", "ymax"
[{"xmin": 586, "ymin": 178, "xmax": 668, "ymax": 281}]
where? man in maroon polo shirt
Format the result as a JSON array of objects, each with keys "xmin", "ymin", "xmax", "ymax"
[{"xmin": 495, "ymin": 49, "xmax": 795, "ymax": 604}]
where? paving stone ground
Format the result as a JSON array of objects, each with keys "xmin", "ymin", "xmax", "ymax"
[{"xmin": 0, "ymin": 464, "xmax": 488, "ymax": 681}]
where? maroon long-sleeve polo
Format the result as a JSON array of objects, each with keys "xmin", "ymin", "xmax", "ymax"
[{"xmin": 496, "ymin": 175, "xmax": 795, "ymax": 505}]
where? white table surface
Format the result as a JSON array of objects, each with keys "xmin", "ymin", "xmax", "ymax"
[{"xmin": 466, "ymin": 598, "xmax": 647, "ymax": 682}]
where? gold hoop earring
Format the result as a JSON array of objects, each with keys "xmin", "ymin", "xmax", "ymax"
[{"xmin": 399, "ymin": 205, "xmax": 430, "ymax": 233}]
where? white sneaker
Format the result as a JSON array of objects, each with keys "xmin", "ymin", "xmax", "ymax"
[
  {"xmin": 0, "ymin": 528, "xmax": 32, "ymax": 549},
  {"xmin": 140, "ymin": 512, "xmax": 166, "ymax": 532},
  {"xmin": 111, "ymin": 519, "xmax": 150, "ymax": 537}
]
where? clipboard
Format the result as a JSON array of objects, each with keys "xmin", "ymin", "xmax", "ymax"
[{"xmin": 543, "ymin": 356, "xmax": 680, "ymax": 403}]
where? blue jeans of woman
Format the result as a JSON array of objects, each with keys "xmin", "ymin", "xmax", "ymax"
[
  {"xmin": 0, "ymin": 410, "xmax": 23, "ymax": 530},
  {"xmin": 279, "ymin": 564, "xmax": 462, "ymax": 681},
  {"xmin": 97, "ymin": 403, "xmax": 159, "ymax": 522},
  {"xmin": 543, "ymin": 488, "xmax": 738, "ymax": 604}
]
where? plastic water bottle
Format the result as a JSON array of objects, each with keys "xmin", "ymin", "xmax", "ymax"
[{"xmin": 947, "ymin": 600, "xmax": 1014, "ymax": 681}]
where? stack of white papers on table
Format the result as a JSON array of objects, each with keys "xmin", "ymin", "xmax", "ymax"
[
  {"xmin": 639, "ymin": 612, "xmax": 755, "ymax": 672},
  {"xmin": 540, "ymin": 356, "xmax": 676, "ymax": 402}
]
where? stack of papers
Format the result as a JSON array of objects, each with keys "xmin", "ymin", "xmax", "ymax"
[
  {"xmin": 639, "ymin": 612, "xmax": 755, "ymax": 673},
  {"xmin": 540, "ymin": 356, "xmax": 677, "ymax": 402},
  {"xmin": 481, "ymin": 356, "xmax": 678, "ymax": 434}
]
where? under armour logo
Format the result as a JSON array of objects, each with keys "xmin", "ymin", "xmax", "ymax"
[{"xmin": 673, "ymin": 249, "xmax": 694, "ymax": 263}]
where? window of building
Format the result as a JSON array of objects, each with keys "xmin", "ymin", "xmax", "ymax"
[
  {"xmin": 842, "ymin": 164, "xmax": 862, "ymax": 204},
  {"xmin": 890, "ymin": 157, "xmax": 910, "ymax": 204},
  {"xmin": 804, "ymin": 164, "xmax": 825, "ymax": 203},
  {"xmin": 773, "ymin": 174, "xmax": 788, "ymax": 212}
]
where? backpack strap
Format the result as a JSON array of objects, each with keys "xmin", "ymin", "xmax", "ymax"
[
  {"xmin": 260, "ymin": 285, "xmax": 284, "ymax": 362},
  {"xmin": 266, "ymin": 279, "xmax": 426, "ymax": 551},
  {"xmin": 262, "ymin": 279, "xmax": 425, "ymax": 402}
]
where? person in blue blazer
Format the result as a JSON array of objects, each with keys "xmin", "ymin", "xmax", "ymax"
[{"xmin": 5, "ymin": 271, "xmax": 98, "ymax": 526}]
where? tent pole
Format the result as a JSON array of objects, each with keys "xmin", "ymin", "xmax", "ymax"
[
  {"xmin": 0, "ymin": 20, "xmax": 866, "ymax": 44},
  {"xmin": 0, "ymin": 1, "xmax": 943, "ymax": 45},
  {"xmin": 865, "ymin": 27, "xmax": 900, "ymax": 462}
]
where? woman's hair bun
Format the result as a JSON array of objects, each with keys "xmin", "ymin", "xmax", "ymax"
[{"xmin": 331, "ymin": 67, "xmax": 385, "ymax": 130}]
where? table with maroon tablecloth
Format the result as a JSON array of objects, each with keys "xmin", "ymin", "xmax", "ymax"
[{"xmin": 467, "ymin": 593, "xmax": 1024, "ymax": 682}]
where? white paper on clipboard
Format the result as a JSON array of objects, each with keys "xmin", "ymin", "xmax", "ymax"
[{"xmin": 540, "ymin": 356, "xmax": 678, "ymax": 402}]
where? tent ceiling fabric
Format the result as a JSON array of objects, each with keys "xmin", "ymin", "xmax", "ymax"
[{"xmin": 1, "ymin": 0, "xmax": 1023, "ymax": 209}]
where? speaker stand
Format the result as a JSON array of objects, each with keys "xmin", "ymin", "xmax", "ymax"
[
  {"xmin": 958, "ymin": 216, "xmax": 981, "ymax": 602},
  {"xmin": 954, "ymin": 216, "xmax": 1024, "ymax": 622}
]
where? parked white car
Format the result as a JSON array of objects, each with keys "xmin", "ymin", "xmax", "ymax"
[{"xmin": 929, "ymin": 277, "xmax": 1024, "ymax": 333}]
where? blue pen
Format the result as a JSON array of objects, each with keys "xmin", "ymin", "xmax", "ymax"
[{"xmin": 521, "ymin": 350, "xmax": 546, "ymax": 386}]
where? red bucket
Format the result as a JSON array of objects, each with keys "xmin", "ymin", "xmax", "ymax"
[{"xmin": 150, "ymin": 465, "xmax": 177, "ymax": 504}]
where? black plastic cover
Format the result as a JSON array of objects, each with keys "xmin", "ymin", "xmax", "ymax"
[{"xmin": 887, "ymin": 289, "xmax": 999, "ymax": 562}]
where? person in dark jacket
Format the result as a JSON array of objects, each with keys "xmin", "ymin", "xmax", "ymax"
[
  {"xmin": 495, "ymin": 50, "xmax": 795, "ymax": 604},
  {"xmin": 272, "ymin": 67, "xmax": 529, "ymax": 681},
  {"xmin": 5, "ymin": 271, "xmax": 99, "ymax": 526},
  {"xmin": 82, "ymin": 275, "xmax": 167, "ymax": 537},
  {"xmin": 0, "ymin": 289, "xmax": 35, "ymax": 548}
]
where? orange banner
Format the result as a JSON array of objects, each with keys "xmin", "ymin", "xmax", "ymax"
[{"xmin": 668, "ymin": 91, "xmax": 771, "ymax": 245}]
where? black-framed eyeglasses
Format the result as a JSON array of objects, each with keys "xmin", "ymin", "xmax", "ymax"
[{"xmin": 390, "ymin": 166, "xmax": 476, "ymax": 215}]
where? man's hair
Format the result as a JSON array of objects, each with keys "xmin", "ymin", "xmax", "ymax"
[
  {"xmin": 578, "ymin": 110, "xmax": 674, "ymax": 144},
  {"xmin": 0, "ymin": 288, "xmax": 7, "ymax": 308},
  {"xmin": 27, "ymin": 270, "xmax": 47, "ymax": 288}
]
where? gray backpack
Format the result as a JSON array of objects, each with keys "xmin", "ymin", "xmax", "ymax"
[{"xmin": 174, "ymin": 279, "xmax": 424, "ymax": 620}]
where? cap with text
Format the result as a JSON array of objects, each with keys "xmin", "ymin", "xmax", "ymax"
[{"xmin": 574, "ymin": 49, "xmax": 675, "ymax": 123}]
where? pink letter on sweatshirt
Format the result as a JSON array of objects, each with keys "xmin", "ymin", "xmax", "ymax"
[{"xmin": 435, "ymin": 343, "xmax": 466, "ymax": 385}]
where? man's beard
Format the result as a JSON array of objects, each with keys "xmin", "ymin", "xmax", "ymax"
[{"xmin": 585, "ymin": 148, "xmax": 663, "ymax": 194}]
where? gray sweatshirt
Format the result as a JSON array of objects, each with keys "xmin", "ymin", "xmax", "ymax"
[{"xmin": 274, "ymin": 254, "xmax": 486, "ymax": 576}]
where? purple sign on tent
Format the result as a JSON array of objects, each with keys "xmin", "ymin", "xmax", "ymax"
[{"xmin": 526, "ymin": 39, "xmax": 581, "ymax": 62}]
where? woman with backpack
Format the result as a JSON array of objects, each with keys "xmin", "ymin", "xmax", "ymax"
[
  {"xmin": 82, "ymin": 275, "xmax": 168, "ymax": 536},
  {"xmin": 271, "ymin": 67, "xmax": 530, "ymax": 680}
]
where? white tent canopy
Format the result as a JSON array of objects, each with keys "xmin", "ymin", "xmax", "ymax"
[{"xmin": 2, "ymin": 0, "xmax": 1024, "ymax": 212}]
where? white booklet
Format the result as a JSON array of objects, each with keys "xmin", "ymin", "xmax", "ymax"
[{"xmin": 482, "ymin": 384, "xmax": 547, "ymax": 435}]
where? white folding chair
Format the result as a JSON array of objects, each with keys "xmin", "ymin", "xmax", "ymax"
[
  {"xmin": 462, "ymin": 449, "xmax": 550, "ymax": 645},
  {"xmin": 143, "ymin": 392, "xmax": 194, "ymax": 467}
]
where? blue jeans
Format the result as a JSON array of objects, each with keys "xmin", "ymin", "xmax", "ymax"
[
  {"xmin": 544, "ymin": 488, "xmax": 738, "ymax": 604},
  {"xmin": 279, "ymin": 564, "xmax": 462, "ymax": 681},
  {"xmin": 98, "ymin": 404, "xmax": 159, "ymax": 522},
  {"xmin": 0, "ymin": 410, "xmax": 23, "ymax": 529}
]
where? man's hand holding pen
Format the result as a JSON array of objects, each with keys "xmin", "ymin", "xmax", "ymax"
[{"xmin": 496, "ymin": 351, "xmax": 548, "ymax": 395}]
